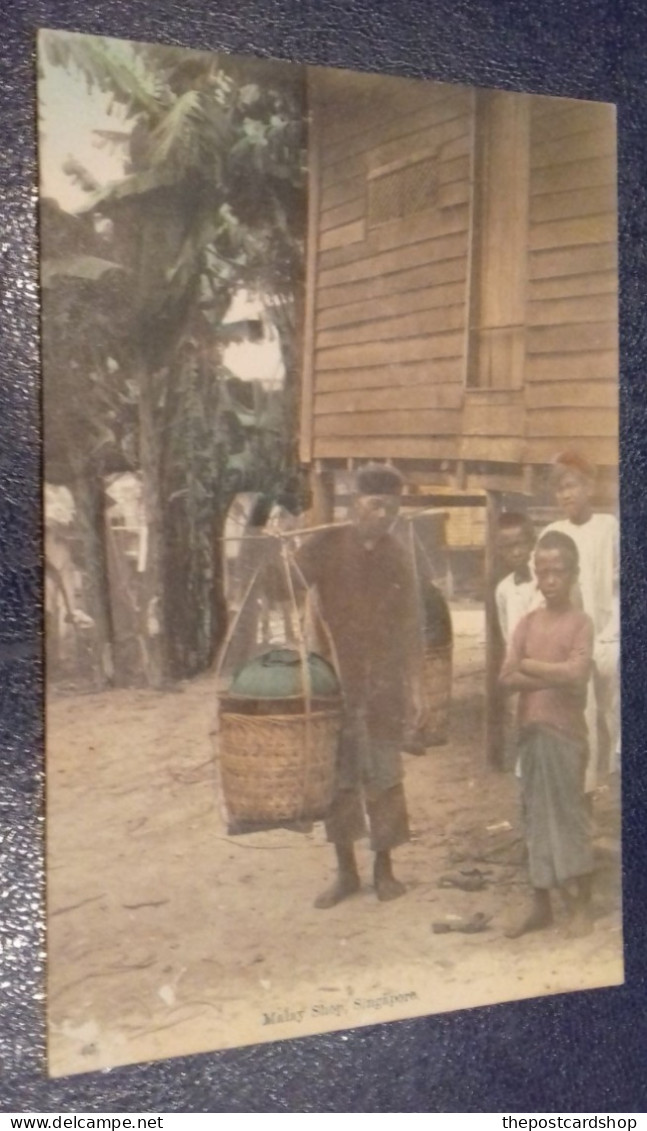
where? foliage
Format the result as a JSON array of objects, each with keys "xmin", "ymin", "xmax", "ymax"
[
  {"xmin": 40, "ymin": 31, "xmax": 308, "ymax": 683},
  {"xmin": 42, "ymin": 31, "xmax": 306, "ymax": 326},
  {"xmin": 40, "ymin": 200, "xmax": 137, "ymax": 484}
]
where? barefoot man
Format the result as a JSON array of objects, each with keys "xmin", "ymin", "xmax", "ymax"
[{"xmin": 296, "ymin": 463, "xmax": 424, "ymax": 908}]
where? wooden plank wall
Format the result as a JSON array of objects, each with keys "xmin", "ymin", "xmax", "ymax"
[
  {"xmin": 525, "ymin": 97, "xmax": 618, "ymax": 467},
  {"xmin": 303, "ymin": 75, "xmax": 619, "ymax": 471},
  {"xmin": 306, "ymin": 72, "xmax": 473, "ymax": 463}
]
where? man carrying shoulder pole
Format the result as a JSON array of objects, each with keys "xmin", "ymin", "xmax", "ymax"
[{"xmin": 296, "ymin": 463, "xmax": 425, "ymax": 908}]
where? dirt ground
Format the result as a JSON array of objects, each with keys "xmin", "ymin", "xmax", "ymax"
[{"xmin": 47, "ymin": 608, "xmax": 623, "ymax": 1078}]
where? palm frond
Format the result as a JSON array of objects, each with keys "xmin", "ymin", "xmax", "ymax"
[
  {"xmin": 75, "ymin": 168, "xmax": 177, "ymax": 211},
  {"xmin": 39, "ymin": 30, "xmax": 167, "ymax": 122},
  {"xmin": 166, "ymin": 212, "xmax": 221, "ymax": 286},
  {"xmin": 147, "ymin": 91, "xmax": 231, "ymax": 175},
  {"xmin": 93, "ymin": 128, "xmax": 133, "ymax": 151},
  {"xmin": 41, "ymin": 255, "xmax": 127, "ymax": 287},
  {"xmin": 61, "ymin": 156, "xmax": 100, "ymax": 194},
  {"xmin": 147, "ymin": 90, "xmax": 204, "ymax": 168}
]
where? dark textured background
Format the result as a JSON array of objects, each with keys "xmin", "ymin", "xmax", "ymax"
[{"xmin": 1, "ymin": 0, "xmax": 646, "ymax": 1113}]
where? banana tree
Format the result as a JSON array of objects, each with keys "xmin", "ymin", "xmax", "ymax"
[{"xmin": 39, "ymin": 31, "xmax": 307, "ymax": 685}]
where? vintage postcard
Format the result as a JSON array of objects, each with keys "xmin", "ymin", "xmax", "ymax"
[{"xmin": 39, "ymin": 29, "xmax": 622, "ymax": 1077}]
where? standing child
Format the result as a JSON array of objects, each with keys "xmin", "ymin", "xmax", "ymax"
[
  {"xmin": 542, "ymin": 451, "xmax": 619, "ymax": 788},
  {"xmin": 495, "ymin": 512, "xmax": 539, "ymax": 647},
  {"xmin": 500, "ymin": 531, "xmax": 594, "ymax": 938}
]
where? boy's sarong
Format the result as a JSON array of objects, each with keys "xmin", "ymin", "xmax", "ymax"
[{"xmin": 519, "ymin": 726, "xmax": 593, "ymax": 889}]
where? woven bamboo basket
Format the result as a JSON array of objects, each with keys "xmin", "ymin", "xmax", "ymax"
[
  {"xmin": 423, "ymin": 644, "xmax": 452, "ymax": 745},
  {"xmin": 218, "ymin": 697, "xmax": 341, "ymax": 823}
]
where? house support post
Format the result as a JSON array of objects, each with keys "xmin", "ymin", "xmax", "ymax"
[
  {"xmin": 485, "ymin": 489, "xmax": 505, "ymax": 769},
  {"xmin": 310, "ymin": 462, "xmax": 335, "ymax": 526}
]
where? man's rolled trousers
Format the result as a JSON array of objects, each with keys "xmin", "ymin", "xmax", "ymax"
[
  {"xmin": 325, "ymin": 695, "xmax": 411, "ymax": 854},
  {"xmin": 295, "ymin": 464, "xmax": 424, "ymax": 902}
]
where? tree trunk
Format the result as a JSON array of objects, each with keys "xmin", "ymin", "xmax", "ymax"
[
  {"xmin": 70, "ymin": 466, "xmax": 114, "ymax": 689},
  {"xmin": 138, "ymin": 359, "xmax": 169, "ymax": 688},
  {"xmin": 208, "ymin": 500, "xmax": 230, "ymax": 668}
]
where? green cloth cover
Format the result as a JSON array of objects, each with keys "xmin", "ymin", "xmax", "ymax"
[{"xmin": 230, "ymin": 648, "xmax": 339, "ymax": 699}]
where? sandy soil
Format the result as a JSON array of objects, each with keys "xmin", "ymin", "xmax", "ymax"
[{"xmin": 47, "ymin": 609, "xmax": 623, "ymax": 1078}]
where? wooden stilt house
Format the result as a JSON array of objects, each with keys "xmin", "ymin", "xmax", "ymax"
[{"xmin": 299, "ymin": 69, "xmax": 618, "ymax": 763}]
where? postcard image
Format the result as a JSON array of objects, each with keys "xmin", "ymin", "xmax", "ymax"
[{"xmin": 39, "ymin": 28, "xmax": 622, "ymax": 1077}]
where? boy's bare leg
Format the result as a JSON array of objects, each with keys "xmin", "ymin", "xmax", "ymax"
[
  {"xmin": 566, "ymin": 873, "xmax": 593, "ymax": 937},
  {"xmin": 314, "ymin": 842, "xmax": 360, "ymax": 909},
  {"xmin": 504, "ymin": 888, "xmax": 553, "ymax": 938},
  {"xmin": 374, "ymin": 849, "xmax": 406, "ymax": 902}
]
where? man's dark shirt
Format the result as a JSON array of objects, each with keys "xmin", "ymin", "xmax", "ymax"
[{"xmin": 296, "ymin": 524, "xmax": 421, "ymax": 744}]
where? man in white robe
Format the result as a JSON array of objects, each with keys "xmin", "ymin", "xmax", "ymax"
[{"xmin": 542, "ymin": 451, "xmax": 619, "ymax": 790}]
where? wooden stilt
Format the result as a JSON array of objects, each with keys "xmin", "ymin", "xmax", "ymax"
[
  {"xmin": 310, "ymin": 463, "xmax": 335, "ymax": 526},
  {"xmin": 484, "ymin": 489, "xmax": 505, "ymax": 769}
]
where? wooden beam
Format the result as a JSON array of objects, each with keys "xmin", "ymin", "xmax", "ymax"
[
  {"xmin": 531, "ymin": 99, "xmax": 614, "ymax": 144},
  {"xmin": 316, "ymin": 358, "xmax": 463, "ymax": 394},
  {"xmin": 484, "ymin": 490, "xmax": 505, "ymax": 770},
  {"xmin": 531, "ymin": 155, "xmax": 616, "ymax": 195},
  {"xmin": 405, "ymin": 493, "xmax": 486, "ymax": 507},
  {"xmin": 314, "ymin": 382, "xmax": 464, "ymax": 415},
  {"xmin": 317, "ymin": 280, "xmax": 466, "ymax": 332},
  {"xmin": 528, "ymin": 212, "xmax": 616, "ymax": 252},
  {"xmin": 525, "ymin": 349, "xmax": 618, "ymax": 382},
  {"xmin": 320, "ymin": 195, "xmax": 364, "ymax": 234},
  {"xmin": 321, "ymin": 84, "xmax": 470, "ymax": 170},
  {"xmin": 526, "ymin": 292, "xmax": 617, "ymax": 327},
  {"xmin": 526, "ymin": 319, "xmax": 617, "ymax": 354},
  {"xmin": 466, "ymin": 470, "xmax": 528, "ymax": 494},
  {"xmin": 318, "ymin": 231, "xmax": 467, "ymax": 290},
  {"xmin": 315, "ymin": 407, "xmax": 462, "ymax": 437},
  {"xmin": 320, "ymin": 173, "xmax": 365, "ymax": 213},
  {"xmin": 530, "ymin": 126, "xmax": 616, "ymax": 169},
  {"xmin": 462, "ymin": 403, "xmax": 525, "ymax": 437},
  {"xmin": 317, "ymin": 330, "xmax": 464, "ymax": 370},
  {"xmin": 313, "ymin": 436, "xmax": 460, "ymax": 461},
  {"xmin": 317, "ymin": 256, "xmax": 466, "ymax": 312},
  {"xmin": 315, "ymin": 303, "xmax": 464, "ymax": 351},
  {"xmin": 319, "ymin": 219, "xmax": 365, "ymax": 252},
  {"xmin": 529, "ymin": 184, "xmax": 616, "ymax": 224},
  {"xmin": 364, "ymin": 103, "xmax": 469, "ymax": 174},
  {"xmin": 298, "ymin": 90, "xmax": 321, "ymax": 466},
  {"xmin": 310, "ymin": 463, "xmax": 335, "ymax": 525},
  {"xmin": 460, "ymin": 436, "xmax": 525, "ymax": 462},
  {"xmin": 528, "ymin": 270, "xmax": 617, "ymax": 302},
  {"xmin": 525, "ymin": 436, "xmax": 618, "ymax": 466},
  {"xmin": 402, "ymin": 467, "xmax": 465, "ymax": 488},
  {"xmin": 527, "ymin": 406, "xmax": 618, "ymax": 437},
  {"xmin": 528, "ymin": 242, "xmax": 617, "ymax": 280},
  {"xmin": 526, "ymin": 381, "xmax": 617, "ymax": 409}
]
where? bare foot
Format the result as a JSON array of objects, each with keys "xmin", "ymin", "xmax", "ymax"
[
  {"xmin": 314, "ymin": 873, "xmax": 360, "ymax": 909},
  {"xmin": 375, "ymin": 875, "xmax": 406, "ymax": 902},
  {"xmin": 504, "ymin": 904, "xmax": 553, "ymax": 939}
]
